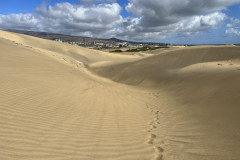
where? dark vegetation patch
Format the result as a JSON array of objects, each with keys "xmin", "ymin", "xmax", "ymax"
[
  {"xmin": 110, "ymin": 49, "xmax": 123, "ymax": 52},
  {"xmin": 126, "ymin": 46, "xmax": 169, "ymax": 52}
]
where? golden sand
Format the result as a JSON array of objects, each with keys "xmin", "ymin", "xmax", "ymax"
[{"xmin": 0, "ymin": 30, "xmax": 240, "ymax": 160}]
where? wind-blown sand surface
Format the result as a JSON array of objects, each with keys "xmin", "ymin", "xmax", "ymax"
[{"xmin": 0, "ymin": 30, "xmax": 240, "ymax": 160}]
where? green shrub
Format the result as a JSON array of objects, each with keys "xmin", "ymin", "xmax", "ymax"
[
  {"xmin": 110, "ymin": 49, "xmax": 122, "ymax": 52},
  {"xmin": 125, "ymin": 46, "xmax": 169, "ymax": 52}
]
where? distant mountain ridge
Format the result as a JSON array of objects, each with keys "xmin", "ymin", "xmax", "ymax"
[{"xmin": 7, "ymin": 29, "xmax": 169, "ymax": 46}]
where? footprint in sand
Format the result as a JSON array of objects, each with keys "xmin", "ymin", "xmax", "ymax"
[
  {"xmin": 145, "ymin": 105, "xmax": 164, "ymax": 160},
  {"xmin": 152, "ymin": 153, "xmax": 163, "ymax": 160},
  {"xmin": 147, "ymin": 134, "xmax": 157, "ymax": 144},
  {"xmin": 150, "ymin": 125, "xmax": 157, "ymax": 129},
  {"xmin": 154, "ymin": 146, "xmax": 164, "ymax": 152},
  {"xmin": 148, "ymin": 121, "xmax": 154, "ymax": 125},
  {"xmin": 151, "ymin": 146, "xmax": 164, "ymax": 160},
  {"xmin": 147, "ymin": 138, "xmax": 154, "ymax": 144},
  {"xmin": 149, "ymin": 134, "xmax": 157, "ymax": 139}
]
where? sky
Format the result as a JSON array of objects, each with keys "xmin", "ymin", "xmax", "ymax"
[{"xmin": 0, "ymin": 0, "xmax": 240, "ymax": 44}]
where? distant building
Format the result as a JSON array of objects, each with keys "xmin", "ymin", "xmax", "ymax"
[
  {"xmin": 55, "ymin": 39, "xmax": 62, "ymax": 43},
  {"xmin": 117, "ymin": 42, "xmax": 129, "ymax": 48}
]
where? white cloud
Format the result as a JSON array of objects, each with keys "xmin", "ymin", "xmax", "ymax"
[
  {"xmin": 115, "ymin": 11, "xmax": 227, "ymax": 41},
  {"xmin": 225, "ymin": 18, "xmax": 240, "ymax": 36},
  {"xmin": 78, "ymin": 0, "xmax": 116, "ymax": 4},
  {"xmin": 0, "ymin": 0, "xmax": 239, "ymax": 40},
  {"xmin": 0, "ymin": 13, "xmax": 39, "ymax": 30},
  {"xmin": 0, "ymin": 2, "xmax": 122, "ymax": 38},
  {"xmin": 225, "ymin": 28, "xmax": 240, "ymax": 36},
  {"xmin": 113, "ymin": 0, "xmax": 239, "ymax": 41},
  {"xmin": 37, "ymin": 2, "xmax": 122, "ymax": 37},
  {"xmin": 126, "ymin": 0, "xmax": 240, "ymax": 27}
]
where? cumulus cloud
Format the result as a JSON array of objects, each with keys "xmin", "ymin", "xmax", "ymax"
[
  {"xmin": 0, "ymin": 13, "xmax": 39, "ymax": 30},
  {"xmin": 115, "ymin": 0, "xmax": 239, "ymax": 40},
  {"xmin": 225, "ymin": 28, "xmax": 240, "ymax": 36},
  {"xmin": 115, "ymin": 11, "xmax": 227, "ymax": 41},
  {"xmin": 39, "ymin": 3, "xmax": 122, "ymax": 35},
  {"xmin": 126, "ymin": 0, "xmax": 240, "ymax": 27},
  {"xmin": 0, "ymin": 2, "xmax": 122, "ymax": 38},
  {"xmin": 225, "ymin": 18, "xmax": 240, "ymax": 36},
  {"xmin": 175, "ymin": 12, "xmax": 227, "ymax": 32}
]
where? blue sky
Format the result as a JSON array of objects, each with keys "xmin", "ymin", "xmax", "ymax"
[{"xmin": 0, "ymin": 0, "xmax": 240, "ymax": 44}]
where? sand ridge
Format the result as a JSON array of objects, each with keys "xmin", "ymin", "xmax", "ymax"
[
  {"xmin": 1, "ymin": 30, "xmax": 240, "ymax": 160},
  {"xmin": 0, "ymin": 30, "xmax": 143, "ymax": 67}
]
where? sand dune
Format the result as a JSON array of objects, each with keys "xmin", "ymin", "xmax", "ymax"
[
  {"xmin": 0, "ymin": 30, "xmax": 240, "ymax": 160},
  {"xmin": 0, "ymin": 31, "xmax": 142, "ymax": 68},
  {"xmin": 91, "ymin": 46, "xmax": 240, "ymax": 86},
  {"xmin": 91, "ymin": 45, "xmax": 240, "ymax": 159}
]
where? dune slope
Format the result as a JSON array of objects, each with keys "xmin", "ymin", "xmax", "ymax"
[
  {"xmin": 0, "ymin": 30, "xmax": 141, "ymax": 68},
  {"xmin": 91, "ymin": 46, "xmax": 240, "ymax": 160},
  {"xmin": 91, "ymin": 46, "xmax": 240, "ymax": 86}
]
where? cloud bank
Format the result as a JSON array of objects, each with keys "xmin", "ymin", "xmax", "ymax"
[
  {"xmin": 0, "ymin": 2, "xmax": 122, "ymax": 38},
  {"xmin": 119, "ymin": 0, "xmax": 238, "ymax": 40},
  {"xmin": 0, "ymin": 0, "xmax": 240, "ymax": 41}
]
